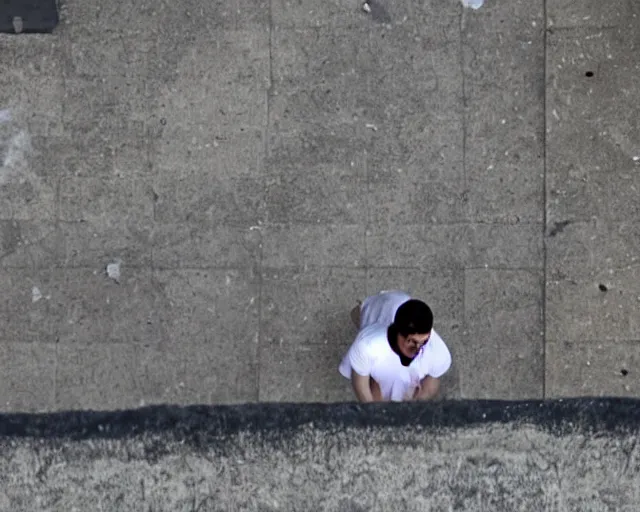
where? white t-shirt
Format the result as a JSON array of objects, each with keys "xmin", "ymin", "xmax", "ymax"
[{"xmin": 339, "ymin": 291, "xmax": 452, "ymax": 401}]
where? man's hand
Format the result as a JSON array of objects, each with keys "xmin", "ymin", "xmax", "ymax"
[
  {"xmin": 352, "ymin": 370, "xmax": 383, "ymax": 402},
  {"xmin": 413, "ymin": 376, "xmax": 440, "ymax": 401}
]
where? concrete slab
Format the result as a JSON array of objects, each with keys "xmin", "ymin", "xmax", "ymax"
[
  {"xmin": 462, "ymin": 7, "xmax": 545, "ymax": 224},
  {"xmin": 366, "ymin": 223, "xmax": 470, "ymax": 270},
  {"xmin": 152, "ymin": 222, "xmax": 262, "ymax": 270},
  {"xmin": 369, "ymin": 177, "xmax": 468, "ymax": 225},
  {"xmin": 546, "ymin": 266, "xmax": 640, "ymax": 343},
  {"xmin": 259, "ymin": 267, "xmax": 364, "ymax": 401},
  {"xmin": 271, "ymin": 0, "xmax": 364, "ymax": 29},
  {"xmin": 468, "ymin": 222, "xmax": 544, "ymax": 268},
  {"xmin": 0, "ymin": 37, "xmax": 64, "ymax": 137},
  {"xmin": 154, "ymin": 172, "xmax": 265, "ymax": 226},
  {"xmin": 0, "ymin": 342, "xmax": 55, "ymax": 411},
  {"xmin": 268, "ymin": 121, "xmax": 364, "ymax": 165},
  {"xmin": 546, "ymin": 220, "xmax": 640, "ymax": 343},
  {"xmin": 55, "ymin": 342, "xmax": 140, "ymax": 411},
  {"xmin": 58, "ymin": 219, "xmax": 154, "ymax": 269},
  {"xmin": 271, "ymin": 27, "xmax": 364, "ymax": 81},
  {"xmin": 0, "ymin": 104, "xmax": 59, "ymax": 221},
  {"xmin": 150, "ymin": 30, "xmax": 270, "ymax": 131},
  {"xmin": 545, "ymin": 19, "xmax": 640, "ymax": 397},
  {"xmin": 262, "ymin": 224, "xmax": 365, "ymax": 267},
  {"xmin": 61, "ymin": 77, "xmax": 148, "ymax": 142},
  {"xmin": 548, "ymin": 0, "xmax": 639, "ymax": 29},
  {"xmin": 153, "ymin": 268, "xmax": 260, "ymax": 346},
  {"xmin": 265, "ymin": 167, "xmax": 368, "ymax": 224},
  {"xmin": 63, "ymin": 0, "xmax": 267, "ymax": 35},
  {"xmin": 155, "ymin": 126, "xmax": 265, "ymax": 178},
  {"xmin": 136, "ymin": 341, "xmax": 260, "ymax": 406},
  {"xmin": 259, "ymin": 341, "xmax": 353, "ymax": 402},
  {"xmin": 270, "ymin": 77, "xmax": 365, "ymax": 131},
  {"xmin": 261, "ymin": 267, "xmax": 366, "ymax": 345},
  {"xmin": 0, "ymin": 220, "xmax": 60, "ymax": 270},
  {"xmin": 365, "ymin": 116, "xmax": 464, "ymax": 185},
  {"xmin": 546, "ymin": 25, "xmax": 640, "ymax": 220},
  {"xmin": 59, "ymin": 176, "xmax": 155, "ymax": 223},
  {"xmin": 0, "ymin": 267, "xmax": 170, "ymax": 345},
  {"xmin": 546, "ymin": 340, "xmax": 640, "ymax": 398},
  {"xmin": 366, "ymin": 222, "xmax": 543, "ymax": 270},
  {"xmin": 463, "ymin": 269, "xmax": 544, "ymax": 399},
  {"xmin": 360, "ymin": 25, "xmax": 462, "ymax": 126}
]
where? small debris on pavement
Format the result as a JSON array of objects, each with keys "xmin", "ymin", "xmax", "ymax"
[
  {"xmin": 461, "ymin": 0, "xmax": 484, "ymax": 8},
  {"xmin": 106, "ymin": 259, "xmax": 122, "ymax": 284},
  {"xmin": 32, "ymin": 286, "xmax": 42, "ymax": 302},
  {"xmin": 361, "ymin": 0, "xmax": 390, "ymax": 22}
]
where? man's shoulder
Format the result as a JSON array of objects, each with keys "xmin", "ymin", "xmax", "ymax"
[
  {"xmin": 363, "ymin": 290, "xmax": 411, "ymax": 312},
  {"xmin": 415, "ymin": 329, "xmax": 451, "ymax": 366},
  {"xmin": 353, "ymin": 324, "xmax": 389, "ymax": 353},
  {"xmin": 360, "ymin": 290, "xmax": 412, "ymax": 329},
  {"xmin": 429, "ymin": 329, "xmax": 445, "ymax": 344}
]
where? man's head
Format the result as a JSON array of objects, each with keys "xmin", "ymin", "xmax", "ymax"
[{"xmin": 391, "ymin": 299, "xmax": 433, "ymax": 359}]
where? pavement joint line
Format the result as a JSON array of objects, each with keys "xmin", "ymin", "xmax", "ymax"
[
  {"xmin": 256, "ymin": 0, "xmax": 276, "ymax": 403},
  {"xmin": 542, "ymin": 0, "xmax": 549, "ymax": 399}
]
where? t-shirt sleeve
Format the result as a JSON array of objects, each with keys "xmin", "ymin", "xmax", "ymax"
[
  {"xmin": 348, "ymin": 339, "xmax": 374, "ymax": 376},
  {"xmin": 419, "ymin": 330, "xmax": 452, "ymax": 379}
]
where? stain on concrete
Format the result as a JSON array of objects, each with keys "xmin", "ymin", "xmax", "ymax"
[
  {"xmin": 0, "ymin": 220, "xmax": 22, "ymax": 257},
  {"xmin": 548, "ymin": 220, "xmax": 572, "ymax": 237}
]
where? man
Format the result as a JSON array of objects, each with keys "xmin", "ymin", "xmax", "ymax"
[{"xmin": 339, "ymin": 290, "xmax": 451, "ymax": 402}]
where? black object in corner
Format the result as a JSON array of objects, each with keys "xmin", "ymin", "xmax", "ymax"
[{"xmin": 0, "ymin": 0, "xmax": 59, "ymax": 34}]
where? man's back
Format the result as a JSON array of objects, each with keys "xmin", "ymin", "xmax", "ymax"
[{"xmin": 359, "ymin": 290, "xmax": 411, "ymax": 329}]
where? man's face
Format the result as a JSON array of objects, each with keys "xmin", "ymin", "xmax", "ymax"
[{"xmin": 397, "ymin": 332, "xmax": 431, "ymax": 358}]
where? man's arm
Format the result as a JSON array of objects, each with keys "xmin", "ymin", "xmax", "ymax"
[
  {"xmin": 414, "ymin": 376, "xmax": 440, "ymax": 401},
  {"xmin": 351, "ymin": 370, "xmax": 378, "ymax": 402}
]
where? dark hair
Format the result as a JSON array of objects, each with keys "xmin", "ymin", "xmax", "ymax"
[{"xmin": 392, "ymin": 299, "xmax": 433, "ymax": 336}]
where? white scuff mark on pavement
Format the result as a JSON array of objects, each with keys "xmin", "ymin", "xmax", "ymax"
[
  {"xmin": 461, "ymin": 0, "xmax": 484, "ymax": 9},
  {"xmin": 3, "ymin": 131, "xmax": 29, "ymax": 169},
  {"xmin": 0, "ymin": 108, "xmax": 39, "ymax": 191},
  {"xmin": 32, "ymin": 286, "xmax": 42, "ymax": 303},
  {"xmin": 106, "ymin": 259, "xmax": 122, "ymax": 283},
  {"xmin": 585, "ymin": 32, "xmax": 603, "ymax": 40},
  {"xmin": 0, "ymin": 130, "xmax": 33, "ymax": 187}
]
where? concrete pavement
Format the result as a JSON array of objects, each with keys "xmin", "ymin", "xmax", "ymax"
[{"xmin": 0, "ymin": 0, "xmax": 638, "ymax": 411}]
